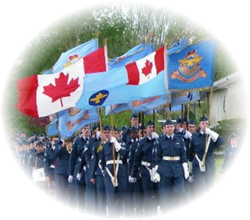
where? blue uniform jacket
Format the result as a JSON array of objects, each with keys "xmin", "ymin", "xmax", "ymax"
[
  {"xmin": 131, "ymin": 136, "xmax": 156, "ymax": 178},
  {"xmin": 69, "ymin": 137, "xmax": 88, "ymax": 176},
  {"xmin": 30, "ymin": 151, "xmax": 45, "ymax": 169},
  {"xmin": 100, "ymin": 140, "xmax": 127, "ymax": 177},
  {"xmin": 190, "ymin": 133, "xmax": 224, "ymax": 172},
  {"xmin": 89, "ymin": 139, "xmax": 104, "ymax": 179},
  {"xmin": 221, "ymin": 146, "xmax": 242, "ymax": 173},
  {"xmin": 155, "ymin": 134, "xmax": 187, "ymax": 178},
  {"xmin": 54, "ymin": 144, "xmax": 70, "ymax": 175}
]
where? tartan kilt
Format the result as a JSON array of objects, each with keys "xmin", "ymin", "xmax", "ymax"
[{"xmin": 48, "ymin": 175, "xmax": 57, "ymax": 195}]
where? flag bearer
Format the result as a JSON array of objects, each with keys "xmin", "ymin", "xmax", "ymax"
[{"xmin": 190, "ymin": 116, "xmax": 224, "ymax": 196}]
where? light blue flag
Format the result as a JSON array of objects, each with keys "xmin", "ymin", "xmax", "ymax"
[
  {"xmin": 128, "ymin": 95, "xmax": 167, "ymax": 114},
  {"xmin": 52, "ymin": 38, "xmax": 98, "ymax": 73},
  {"xmin": 167, "ymin": 37, "xmax": 191, "ymax": 55},
  {"xmin": 105, "ymin": 104, "xmax": 130, "ymax": 116},
  {"xmin": 167, "ymin": 39, "xmax": 216, "ymax": 91},
  {"xmin": 57, "ymin": 108, "xmax": 99, "ymax": 138},
  {"xmin": 46, "ymin": 117, "xmax": 59, "ymax": 136},
  {"xmin": 171, "ymin": 91, "xmax": 200, "ymax": 106},
  {"xmin": 109, "ymin": 43, "xmax": 153, "ymax": 69},
  {"xmin": 76, "ymin": 46, "xmax": 167, "ymax": 110}
]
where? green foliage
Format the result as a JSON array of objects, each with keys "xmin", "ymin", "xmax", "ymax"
[
  {"xmin": 4, "ymin": 2, "xmax": 238, "ymax": 135},
  {"xmin": 211, "ymin": 118, "xmax": 246, "ymax": 141}
]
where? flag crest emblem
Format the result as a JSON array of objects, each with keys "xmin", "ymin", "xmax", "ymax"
[
  {"xmin": 171, "ymin": 50, "xmax": 207, "ymax": 83},
  {"xmin": 89, "ymin": 90, "xmax": 109, "ymax": 106}
]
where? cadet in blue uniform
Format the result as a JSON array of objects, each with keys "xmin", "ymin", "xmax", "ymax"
[
  {"xmin": 221, "ymin": 133, "xmax": 239, "ymax": 174},
  {"xmin": 124, "ymin": 126, "xmax": 143, "ymax": 217},
  {"xmin": 30, "ymin": 141, "xmax": 47, "ymax": 191},
  {"xmin": 190, "ymin": 116, "xmax": 224, "ymax": 196},
  {"xmin": 122, "ymin": 114, "xmax": 140, "ymax": 144},
  {"xmin": 88, "ymin": 127, "xmax": 106, "ymax": 215},
  {"xmin": 54, "ymin": 137, "xmax": 71, "ymax": 204},
  {"xmin": 68, "ymin": 125, "xmax": 90, "ymax": 212},
  {"xmin": 155, "ymin": 119, "xmax": 189, "ymax": 212},
  {"xmin": 131, "ymin": 120, "xmax": 159, "ymax": 216},
  {"xmin": 44, "ymin": 136, "xmax": 57, "ymax": 199},
  {"xmin": 100, "ymin": 125, "xmax": 127, "ymax": 217}
]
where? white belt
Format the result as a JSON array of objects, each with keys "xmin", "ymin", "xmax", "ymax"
[
  {"xmin": 163, "ymin": 156, "xmax": 180, "ymax": 161},
  {"xmin": 141, "ymin": 161, "xmax": 151, "ymax": 167},
  {"xmin": 106, "ymin": 160, "xmax": 123, "ymax": 165}
]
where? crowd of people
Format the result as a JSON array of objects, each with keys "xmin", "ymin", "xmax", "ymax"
[{"xmin": 9, "ymin": 114, "xmax": 239, "ymax": 218}]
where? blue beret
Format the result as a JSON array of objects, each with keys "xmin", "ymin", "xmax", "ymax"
[
  {"xmin": 229, "ymin": 133, "xmax": 238, "ymax": 139},
  {"xmin": 37, "ymin": 141, "xmax": 45, "ymax": 146},
  {"xmin": 131, "ymin": 113, "xmax": 139, "ymax": 119},
  {"xmin": 146, "ymin": 120, "xmax": 154, "ymax": 127},
  {"xmin": 176, "ymin": 118, "xmax": 182, "ymax": 124},
  {"xmin": 103, "ymin": 125, "xmax": 110, "ymax": 131},
  {"xmin": 188, "ymin": 119, "xmax": 196, "ymax": 125},
  {"xmin": 200, "ymin": 116, "xmax": 208, "ymax": 122},
  {"xmin": 163, "ymin": 119, "xmax": 173, "ymax": 126}
]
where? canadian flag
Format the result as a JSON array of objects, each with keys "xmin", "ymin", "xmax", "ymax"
[
  {"xmin": 126, "ymin": 46, "xmax": 165, "ymax": 85},
  {"xmin": 16, "ymin": 47, "xmax": 108, "ymax": 118}
]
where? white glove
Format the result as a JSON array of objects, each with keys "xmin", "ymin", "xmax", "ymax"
[
  {"xmin": 184, "ymin": 130, "xmax": 192, "ymax": 139},
  {"xmin": 110, "ymin": 137, "xmax": 121, "ymax": 152},
  {"xmin": 68, "ymin": 175, "xmax": 73, "ymax": 183},
  {"xmin": 205, "ymin": 127, "xmax": 219, "ymax": 142},
  {"xmin": 151, "ymin": 165, "xmax": 161, "ymax": 183},
  {"xmin": 76, "ymin": 173, "xmax": 81, "ymax": 181},
  {"xmin": 182, "ymin": 162, "xmax": 189, "ymax": 179},
  {"xmin": 96, "ymin": 131, "xmax": 101, "ymax": 138},
  {"xmin": 128, "ymin": 175, "xmax": 137, "ymax": 183},
  {"xmin": 151, "ymin": 132, "xmax": 159, "ymax": 140}
]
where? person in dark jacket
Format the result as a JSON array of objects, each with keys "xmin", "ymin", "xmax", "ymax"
[
  {"xmin": 221, "ymin": 133, "xmax": 239, "ymax": 174},
  {"xmin": 190, "ymin": 116, "xmax": 224, "ymax": 197}
]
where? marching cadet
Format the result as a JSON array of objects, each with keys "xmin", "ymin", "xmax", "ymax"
[
  {"xmin": 221, "ymin": 133, "xmax": 239, "ymax": 174},
  {"xmin": 130, "ymin": 120, "xmax": 159, "ymax": 216},
  {"xmin": 78, "ymin": 124, "xmax": 99, "ymax": 214},
  {"xmin": 154, "ymin": 119, "xmax": 189, "ymax": 212},
  {"xmin": 190, "ymin": 116, "xmax": 224, "ymax": 196},
  {"xmin": 53, "ymin": 136, "xmax": 72, "ymax": 204},
  {"xmin": 68, "ymin": 125, "xmax": 90, "ymax": 212},
  {"xmin": 16, "ymin": 141, "xmax": 26, "ymax": 169},
  {"xmin": 100, "ymin": 125, "xmax": 127, "ymax": 217},
  {"xmin": 30, "ymin": 141, "xmax": 47, "ymax": 191},
  {"xmin": 88, "ymin": 126, "xmax": 106, "ymax": 215},
  {"xmin": 24, "ymin": 140, "xmax": 37, "ymax": 179},
  {"xmin": 122, "ymin": 114, "xmax": 140, "ymax": 143},
  {"xmin": 123, "ymin": 126, "xmax": 143, "ymax": 217},
  {"xmin": 187, "ymin": 119, "xmax": 197, "ymax": 135},
  {"xmin": 44, "ymin": 136, "xmax": 58, "ymax": 199}
]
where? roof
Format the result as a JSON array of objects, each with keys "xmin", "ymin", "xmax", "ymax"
[{"xmin": 213, "ymin": 71, "xmax": 242, "ymax": 90}]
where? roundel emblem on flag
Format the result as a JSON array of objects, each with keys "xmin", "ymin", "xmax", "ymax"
[{"xmin": 89, "ymin": 90, "xmax": 109, "ymax": 106}]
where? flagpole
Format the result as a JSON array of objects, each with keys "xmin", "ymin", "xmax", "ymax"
[{"xmin": 103, "ymin": 37, "xmax": 117, "ymax": 185}]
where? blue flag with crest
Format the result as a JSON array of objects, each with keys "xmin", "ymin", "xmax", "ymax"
[
  {"xmin": 167, "ymin": 39, "xmax": 216, "ymax": 91},
  {"xmin": 57, "ymin": 108, "xmax": 99, "ymax": 138},
  {"xmin": 51, "ymin": 38, "xmax": 98, "ymax": 73}
]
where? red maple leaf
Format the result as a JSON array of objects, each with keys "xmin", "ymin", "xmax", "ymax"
[
  {"xmin": 43, "ymin": 72, "xmax": 80, "ymax": 107},
  {"xmin": 142, "ymin": 60, "xmax": 153, "ymax": 77}
]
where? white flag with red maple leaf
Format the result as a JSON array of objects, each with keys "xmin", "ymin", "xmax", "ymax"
[
  {"xmin": 16, "ymin": 46, "xmax": 108, "ymax": 118},
  {"xmin": 126, "ymin": 46, "xmax": 165, "ymax": 85}
]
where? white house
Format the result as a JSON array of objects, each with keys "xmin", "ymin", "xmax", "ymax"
[{"xmin": 209, "ymin": 71, "xmax": 249, "ymax": 126}]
